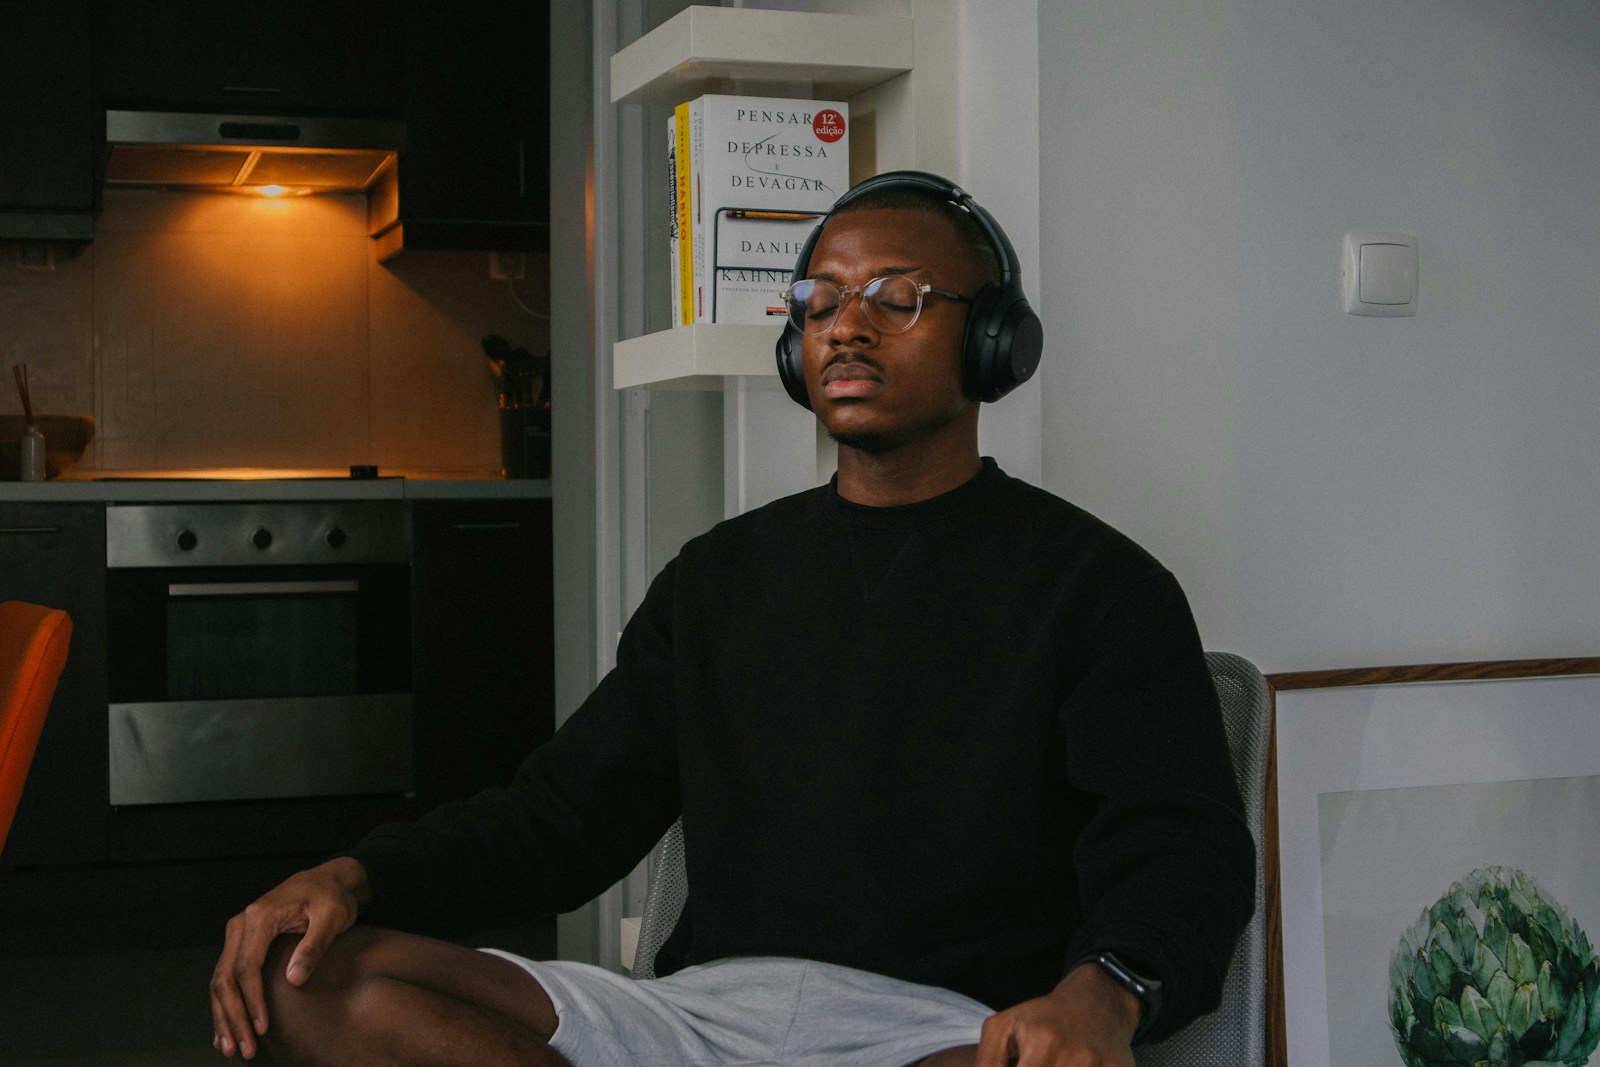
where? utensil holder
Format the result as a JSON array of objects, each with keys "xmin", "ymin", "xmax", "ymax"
[{"xmin": 19, "ymin": 424, "xmax": 46, "ymax": 481}]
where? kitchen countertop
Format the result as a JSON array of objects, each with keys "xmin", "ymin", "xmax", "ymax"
[{"xmin": 0, "ymin": 469, "xmax": 551, "ymax": 503}]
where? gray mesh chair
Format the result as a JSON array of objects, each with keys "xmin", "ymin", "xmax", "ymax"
[
  {"xmin": 631, "ymin": 652, "xmax": 1271, "ymax": 1067},
  {"xmin": 631, "ymin": 814, "xmax": 688, "ymax": 981},
  {"xmin": 1135, "ymin": 651, "xmax": 1270, "ymax": 1067}
]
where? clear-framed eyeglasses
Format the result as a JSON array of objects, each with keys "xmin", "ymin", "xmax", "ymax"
[{"xmin": 781, "ymin": 275, "xmax": 973, "ymax": 335}]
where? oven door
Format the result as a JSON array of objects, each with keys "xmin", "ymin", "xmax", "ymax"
[{"xmin": 106, "ymin": 564, "xmax": 413, "ymax": 805}]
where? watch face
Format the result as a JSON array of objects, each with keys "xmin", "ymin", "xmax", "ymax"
[
  {"xmin": 1090, "ymin": 952, "xmax": 1162, "ymax": 1041},
  {"xmin": 1098, "ymin": 952, "xmax": 1157, "ymax": 996}
]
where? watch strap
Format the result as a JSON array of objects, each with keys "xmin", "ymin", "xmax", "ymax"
[{"xmin": 1072, "ymin": 951, "xmax": 1163, "ymax": 1042}]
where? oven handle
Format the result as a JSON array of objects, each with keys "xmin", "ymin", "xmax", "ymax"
[{"xmin": 167, "ymin": 580, "xmax": 360, "ymax": 597}]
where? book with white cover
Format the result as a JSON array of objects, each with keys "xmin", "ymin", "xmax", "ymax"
[
  {"xmin": 667, "ymin": 111, "xmax": 683, "ymax": 325},
  {"xmin": 673, "ymin": 95, "xmax": 849, "ymax": 325}
]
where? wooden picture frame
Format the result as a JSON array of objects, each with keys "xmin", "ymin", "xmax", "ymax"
[{"xmin": 1264, "ymin": 658, "xmax": 1600, "ymax": 1067}]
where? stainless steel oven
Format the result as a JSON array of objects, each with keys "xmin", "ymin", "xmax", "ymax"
[{"xmin": 105, "ymin": 502, "xmax": 413, "ymax": 806}]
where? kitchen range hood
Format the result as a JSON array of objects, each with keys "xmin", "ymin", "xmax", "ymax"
[{"xmin": 104, "ymin": 110, "xmax": 407, "ymax": 193}]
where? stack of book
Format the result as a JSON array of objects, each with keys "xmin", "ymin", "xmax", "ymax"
[{"xmin": 668, "ymin": 94, "xmax": 850, "ymax": 325}]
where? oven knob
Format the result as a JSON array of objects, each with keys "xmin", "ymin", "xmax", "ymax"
[
  {"xmin": 176, "ymin": 529, "xmax": 198, "ymax": 552},
  {"xmin": 326, "ymin": 527, "xmax": 347, "ymax": 549},
  {"xmin": 252, "ymin": 527, "xmax": 273, "ymax": 550}
]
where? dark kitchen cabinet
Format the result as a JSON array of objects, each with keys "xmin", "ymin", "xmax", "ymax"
[
  {"xmin": 370, "ymin": 3, "xmax": 551, "ymax": 256},
  {"xmin": 410, "ymin": 498, "xmax": 555, "ymax": 806},
  {"xmin": 0, "ymin": 1, "xmax": 98, "ymax": 241},
  {"xmin": 0, "ymin": 495, "xmax": 557, "ymax": 958},
  {"xmin": 91, "ymin": 0, "xmax": 548, "ymax": 255},
  {"xmin": 0, "ymin": 503, "xmax": 108, "ymax": 866},
  {"xmin": 95, "ymin": 0, "xmax": 405, "ymax": 118}
]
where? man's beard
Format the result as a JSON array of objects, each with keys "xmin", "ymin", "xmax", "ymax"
[
  {"xmin": 825, "ymin": 426, "xmax": 905, "ymax": 455},
  {"xmin": 825, "ymin": 401, "xmax": 969, "ymax": 456}
]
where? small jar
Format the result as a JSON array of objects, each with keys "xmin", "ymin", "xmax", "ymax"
[{"xmin": 19, "ymin": 423, "xmax": 46, "ymax": 481}]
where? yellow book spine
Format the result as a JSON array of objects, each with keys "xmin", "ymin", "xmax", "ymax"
[{"xmin": 674, "ymin": 101, "xmax": 694, "ymax": 327}]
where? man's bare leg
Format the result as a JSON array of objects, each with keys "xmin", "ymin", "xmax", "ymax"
[
  {"xmin": 257, "ymin": 927, "xmax": 570, "ymax": 1067},
  {"xmin": 917, "ymin": 1047, "xmax": 978, "ymax": 1066}
]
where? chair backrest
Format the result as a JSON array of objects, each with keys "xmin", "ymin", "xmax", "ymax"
[
  {"xmin": 631, "ymin": 811, "xmax": 688, "ymax": 980},
  {"xmin": 0, "ymin": 600, "xmax": 74, "ymax": 855},
  {"xmin": 1135, "ymin": 651, "xmax": 1270, "ymax": 1067},
  {"xmin": 632, "ymin": 651, "xmax": 1272, "ymax": 1067}
]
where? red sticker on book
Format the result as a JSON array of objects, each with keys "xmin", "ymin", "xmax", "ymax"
[{"xmin": 812, "ymin": 109, "xmax": 846, "ymax": 143}]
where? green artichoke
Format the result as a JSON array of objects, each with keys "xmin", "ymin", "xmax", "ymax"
[{"xmin": 1389, "ymin": 866, "xmax": 1600, "ymax": 1067}]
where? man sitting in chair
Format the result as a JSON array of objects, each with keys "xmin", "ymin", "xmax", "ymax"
[{"xmin": 210, "ymin": 172, "xmax": 1254, "ymax": 1067}]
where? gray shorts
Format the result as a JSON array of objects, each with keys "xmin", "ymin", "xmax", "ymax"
[{"xmin": 479, "ymin": 952, "xmax": 991, "ymax": 1067}]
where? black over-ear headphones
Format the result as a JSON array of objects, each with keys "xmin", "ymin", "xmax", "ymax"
[{"xmin": 774, "ymin": 170, "xmax": 1044, "ymax": 409}]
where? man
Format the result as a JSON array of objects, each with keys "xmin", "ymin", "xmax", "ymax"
[{"xmin": 210, "ymin": 172, "xmax": 1254, "ymax": 1067}]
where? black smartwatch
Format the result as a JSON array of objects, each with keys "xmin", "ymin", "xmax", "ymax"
[{"xmin": 1075, "ymin": 951, "xmax": 1162, "ymax": 1041}]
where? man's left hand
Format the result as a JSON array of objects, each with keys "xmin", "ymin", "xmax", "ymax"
[{"xmin": 971, "ymin": 961, "xmax": 1142, "ymax": 1067}]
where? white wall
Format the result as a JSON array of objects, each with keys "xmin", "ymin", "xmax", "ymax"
[
  {"xmin": 957, "ymin": 0, "xmax": 1043, "ymax": 485},
  {"xmin": 1038, "ymin": 0, "xmax": 1600, "ymax": 673}
]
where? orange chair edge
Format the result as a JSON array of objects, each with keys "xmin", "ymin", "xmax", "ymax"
[{"xmin": 0, "ymin": 601, "xmax": 75, "ymax": 853}]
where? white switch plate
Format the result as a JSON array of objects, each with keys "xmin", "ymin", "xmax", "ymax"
[{"xmin": 1341, "ymin": 232, "xmax": 1417, "ymax": 317}]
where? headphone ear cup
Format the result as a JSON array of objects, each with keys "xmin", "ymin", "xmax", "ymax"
[
  {"xmin": 962, "ymin": 284, "xmax": 1044, "ymax": 402},
  {"xmin": 775, "ymin": 324, "xmax": 812, "ymax": 409},
  {"xmin": 959, "ymin": 283, "xmax": 1005, "ymax": 401},
  {"xmin": 776, "ymin": 215, "xmax": 827, "ymax": 410},
  {"xmin": 997, "ymin": 298, "xmax": 1045, "ymax": 399}
]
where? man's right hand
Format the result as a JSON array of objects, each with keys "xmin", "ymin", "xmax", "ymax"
[{"xmin": 209, "ymin": 856, "xmax": 371, "ymax": 1060}]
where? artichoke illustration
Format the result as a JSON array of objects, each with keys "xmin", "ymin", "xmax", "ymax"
[{"xmin": 1389, "ymin": 866, "xmax": 1600, "ymax": 1067}]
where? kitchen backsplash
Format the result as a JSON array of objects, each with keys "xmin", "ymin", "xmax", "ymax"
[{"xmin": 0, "ymin": 190, "xmax": 549, "ymax": 474}]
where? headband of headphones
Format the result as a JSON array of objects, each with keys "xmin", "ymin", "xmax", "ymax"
[{"xmin": 774, "ymin": 170, "xmax": 1044, "ymax": 408}]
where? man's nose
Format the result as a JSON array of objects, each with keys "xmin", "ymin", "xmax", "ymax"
[{"xmin": 827, "ymin": 290, "xmax": 877, "ymax": 341}]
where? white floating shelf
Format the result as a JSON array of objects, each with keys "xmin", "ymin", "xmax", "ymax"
[
  {"xmin": 610, "ymin": 6, "xmax": 913, "ymax": 104},
  {"xmin": 614, "ymin": 324, "xmax": 784, "ymax": 390}
]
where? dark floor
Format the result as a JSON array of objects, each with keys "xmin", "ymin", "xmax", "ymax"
[
  {"xmin": 0, "ymin": 921, "xmax": 557, "ymax": 1066},
  {"xmin": 0, "ymin": 854, "xmax": 321, "ymax": 1065},
  {"xmin": 0, "ymin": 943, "xmax": 220, "ymax": 1066}
]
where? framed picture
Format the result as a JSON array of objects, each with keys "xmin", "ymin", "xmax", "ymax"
[{"xmin": 1268, "ymin": 658, "xmax": 1600, "ymax": 1067}]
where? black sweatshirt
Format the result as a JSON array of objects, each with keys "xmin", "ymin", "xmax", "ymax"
[{"xmin": 349, "ymin": 459, "xmax": 1255, "ymax": 1041}]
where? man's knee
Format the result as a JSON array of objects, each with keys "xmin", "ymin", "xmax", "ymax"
[
  {"xmin": 260, "ymin": 927, "xmax": 566, "ymax": 1065},
  {"xmin": 258, "ymin": 930, "xmax": 376, "ymax": 1065}
]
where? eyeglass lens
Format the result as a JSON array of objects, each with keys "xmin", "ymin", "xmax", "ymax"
[{"xmin": 785, "ymin": 276, "xmax": 927, "ymax": 334}]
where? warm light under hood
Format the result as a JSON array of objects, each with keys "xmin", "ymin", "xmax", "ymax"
[{"xmin": 104, "ymin": 110, "xmax": 407, "ymax": 194}]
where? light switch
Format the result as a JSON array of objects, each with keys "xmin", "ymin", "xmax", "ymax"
[{"xmin": 1342, "ymin": 232, "xmax": 1417, "ymax": 316}]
